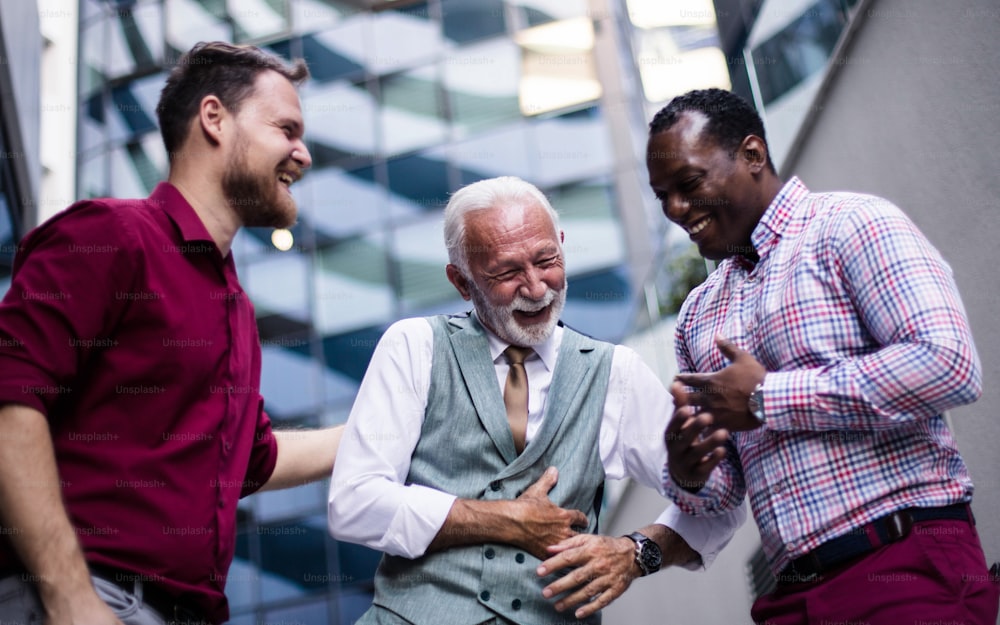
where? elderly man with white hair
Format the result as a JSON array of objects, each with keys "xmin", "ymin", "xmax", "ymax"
[{"xmin": 328, "ymin": 176, "xmax": 745, "ymax": 625}]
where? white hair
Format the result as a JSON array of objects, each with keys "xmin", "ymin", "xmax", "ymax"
[{"xmin": 443, "ymin": 176, "xmax": 560, "ymax": 275}]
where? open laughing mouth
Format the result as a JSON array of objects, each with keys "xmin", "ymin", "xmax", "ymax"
[
  {"xmin": 686, "ymin": 215, "xmax": 712, "ymax": 238},
  {"xmin": 277, "ymin": 170, "xmax": 300, "ymax": 192}
]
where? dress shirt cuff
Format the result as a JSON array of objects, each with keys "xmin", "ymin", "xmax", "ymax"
[
  {"xmin": 755, "ymin": 369, "xmax": 817, "ymax": 431},
  {"xmin": 656, "ymin": 501, "xmax": 745, "ymax": 571},
  {"xmin": 661, "ymin": 464, "xmax": 728, "ymax": 517},
  {"xmin": 382, "ymin": 486, "xmax": 457, "ymax": 559}
]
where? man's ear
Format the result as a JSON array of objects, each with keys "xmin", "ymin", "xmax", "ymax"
[
  {"xmin": 199, "ymin": 95, "xmax": 227, "ymax": 147},
  {"xmin": 446, "ymin": 264, "xmax": 473, "ymax": 301},
  {"xmin": 739, "ymin": 134, "xmax": 769, "ymax": 174}
]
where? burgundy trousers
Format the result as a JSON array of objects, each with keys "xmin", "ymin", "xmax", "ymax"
[{"xmin": 752, "ymin": 518, "xmax": 999, "ymax": 625}]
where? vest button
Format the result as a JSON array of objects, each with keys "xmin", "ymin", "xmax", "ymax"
[
  {"xmin": 511, "ymin": 599, "xmax": 522, "ymax": 610},
  {"xmin": 480, "ymin": 590, "xmax": 490, "ymax": 601},
  {"xmin": 489, "ymin": 480, "xmax": 502, "ymax": 491},
  {"xmin": 485, "ymin": 548, "xmax": 495, "ymax": 559},
  {"xmin": 515, "ymin": 553, "xmax": 525, "ymax": 563}
]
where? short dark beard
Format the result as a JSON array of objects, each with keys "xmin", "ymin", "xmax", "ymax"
[{"xmin": 221, "ymin": 142, "xmax": 296, "ymax": 229}]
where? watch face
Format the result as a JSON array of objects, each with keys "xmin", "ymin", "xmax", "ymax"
[
  {"xmin": 748, "ymin": 387, "xmax": 764, "ymax": 421},
  {"xmin": 641, "ymin": 545, "xmax": 662, "ymax": 572}
]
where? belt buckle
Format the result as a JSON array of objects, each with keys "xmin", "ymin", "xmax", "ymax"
[
  {"xmin": 885, "ymin": 510, "xmax": 914, "ymax": 542},
  {"xmin": 783, "ymin": 554, "xmax": 821, "ymax": 584}
]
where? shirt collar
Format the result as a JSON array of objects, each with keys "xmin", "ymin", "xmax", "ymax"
[
  {"xmin": 476, "ymin": 312, "xmax": 562, "ymax": 372},
  {"xmin": 750, "ymin": 176, "xmax": 811, "ymax": 259},
  {"xmin": 150, "ymin": 182, "xmax": 216, "ymax": 244}
]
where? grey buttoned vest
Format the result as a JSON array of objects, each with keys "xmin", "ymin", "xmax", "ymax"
[{"xmin": 371, "ymin": 313, "xmax": 614, "ymax": 625}]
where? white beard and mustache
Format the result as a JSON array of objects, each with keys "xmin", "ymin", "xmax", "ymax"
[{"xmin": 467, "ymin": 278, "xmax": 567, "ymax": 346}]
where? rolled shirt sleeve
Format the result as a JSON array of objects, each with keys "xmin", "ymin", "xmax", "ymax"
[{"xmin": 327, "ymin": 318, "xmax": 456, "ymax": 558}]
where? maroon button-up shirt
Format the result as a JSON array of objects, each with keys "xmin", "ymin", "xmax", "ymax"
[{"xmin": 0, "ymin": 183, "xmax": 278, "ymax": 623}]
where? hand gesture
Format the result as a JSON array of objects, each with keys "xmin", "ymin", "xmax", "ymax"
[
  {"xmin": 665, "ymin": 381, "xmax": 729, "ymax": 493},
  {"xmin": 510, "ymin": 467, "xmax": 589, "ymax": 560},
  {"xmin": 673, "ymin": 335, "xmax": 766, "ymax": 432}
]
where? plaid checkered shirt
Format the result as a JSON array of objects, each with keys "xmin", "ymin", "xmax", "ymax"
[{"xmin": 663, "ymin": 177, "xmax": 982, "ymax": 574}]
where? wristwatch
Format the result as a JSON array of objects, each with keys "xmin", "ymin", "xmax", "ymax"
[
  {"xmin": 747, "ymin": 382, "xmax": 765, "ymax": 425},
  {"xmin": 624, "ymin": 532, "xmax": 662, "ymax": 577}
]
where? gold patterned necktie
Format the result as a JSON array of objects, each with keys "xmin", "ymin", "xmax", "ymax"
[{"xmin": 503, "ymin": 345, "xmax": 533, "ymax": 454}]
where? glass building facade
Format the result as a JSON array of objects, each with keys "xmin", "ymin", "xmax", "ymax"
[
  {"xmin": 74, "ymin": 0, "xmax": 728, "ymax": 622},
  {"xmin": 711, "ymin": 0, "xmax": 860, "ymax": 169},
  {"xmin": 0, "ymin": 0, "xmax": 40, "ymax": 300}
]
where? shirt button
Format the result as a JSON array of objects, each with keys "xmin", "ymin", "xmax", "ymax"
[
  {"xmin": 489, "ymin": 481, "xmax": 502, "ymax": 492},
  {"xmin": 484, "ymin": 548, "xmax": 495, "ymax": 559},
  {"xmin": 480, "ymin": 590, "xmax": 490, "ymax": 601},
  {"xmin": 511, "ymin": 599, "xmax": 522, "ymax": 610},
  {"xmin": 515, "ymin": 553, "xmax": 525, "ymax": 564}
]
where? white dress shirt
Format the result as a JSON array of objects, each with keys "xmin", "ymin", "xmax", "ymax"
[{"xmin": 328, "ymin": 317, "xmax": 745, "ymax": 567}]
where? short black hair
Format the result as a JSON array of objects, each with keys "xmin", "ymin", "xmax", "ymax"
[
  {"xmin": 649, "ymin": 88, "xmax": 775, "ymax": 173},
  {"xmin": 156, "ymin": 41, "xmax": 309, "ymax": 162}
]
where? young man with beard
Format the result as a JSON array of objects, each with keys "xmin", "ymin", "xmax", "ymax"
[
  {"xmin": 651, "ymin": 88, "xmax": 999, "ymax": 623},
  {"xmin": 328, "ymin": 176, "xmax": 746, "ymax": 625},
  {"xmin": 0, "ymin": 42, "xmax": 342, "ymax": 625}
]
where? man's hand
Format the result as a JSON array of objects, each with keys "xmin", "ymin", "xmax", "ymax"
[
  {"xmin": 428, "ymin": 466, "xmax": 587, "ymax": 559},
  {"xmin": 665, "ymin": 381, "xmax": 729, "ymax": 493},
  {"xmin": 673, "ymin": 335, "xmax": 766, "ymax": 432},
  {"xmin": 509, "ymin": 467, "xmax": 589, "ymax": 560},
  {"xmin": 41, "ymin": 586, "xmax": 123, "ymax": 625},
  {"xmin": 535, "ymin": 534, "xmax": 637, "ymax": 620}
]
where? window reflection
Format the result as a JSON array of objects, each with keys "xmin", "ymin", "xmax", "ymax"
[
  {"xmin": 228, "ymin": 0, "xmax": 290, "ymax": 42},
  {"xmin": 626, "ymin": 0, "xmax": 730, "ymax": 103},
  {"xmin": 257, "ymin": 517, "xmax": 330, "ymax": 603},
  {"xmin": 245, "ymin": 253, "xmax": 312, "ymax": 322},
  {"xmin": 300, "ymin": 168, "xmax": 385, "ymax": 238},
  {"xmin": 515, "ymin": 17, "xmax": 601, "ymax": 117},
  {"xmin": 441, "ymin": 0, "xmax": 506, "ymax": 44},
  {"xmin": 166, "ymin": 0, "xmax": 233, "ymax": 54},
  {"xmin": 370, "ymin": 2, "xmax": 440, "ymax": 74},
  {"xmin": 447, "ymin": 124, "xmax": 534, "ymax": 180},
  {"xmin": 291, "ymin": 0, "xmax": 360, "ymax": 34},
  {"xmin": 530, "ymin": 107, "xmax": 612, "ymax": 187},
  {"xmin": 303, "ymin": 80, "xmax": 377, "ymax": 166},
  {"xmin": 509, "ymin": 0, "xmax": 588, "ymax": 28},
  {"xmin": 106, "ymin": 4, "xmax": 163, "ymax": 79},
  {"xmin": 80, "ymin": 17, "xmax": 107, "ymax": 98},
  {"xmin": 379, "ymin": 66, "xmax": 447, "ymax": 156},
  {"xmin": 443, "ymin": 38, "xmax": 521, "ymax": 136},
  {"xmin": 549, "ymin": 178, "xmax": 624, "ymax": 274},
  {"xmin": 314, "ymin": 234, "xmax": 393, "ymax": 336},
  {"xmin": 751, "ymin": 1, "xmax": 846, "ymax": 105},
  {"xmin": 392, "ymin": 215, "xmax": 453, "ymax": 311}
]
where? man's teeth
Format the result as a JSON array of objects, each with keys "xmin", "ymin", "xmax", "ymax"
[
  {"xmin": 278, "ymin": 173, "xmax": 293, "ymax": 185},
  {"xmin": 689, "ymin": 217, "xmax": 711, "ymax": 235}
]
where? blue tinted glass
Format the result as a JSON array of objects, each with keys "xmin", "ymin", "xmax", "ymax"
[
  {"xmin": 441, "ymin": 0, "xmax": 506, "ymax": 43},
  {"xmin": 752, "ymin": 1, "xmax": 845, "ymax": 105}
]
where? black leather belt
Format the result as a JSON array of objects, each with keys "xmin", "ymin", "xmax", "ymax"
[
  {"xmin": 777, "ymin": 504, "xmax": 973, "ymax": 584},
  {"xmin": 89, "ymin": 564, "xmax": 207, "ymax": 625}
]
